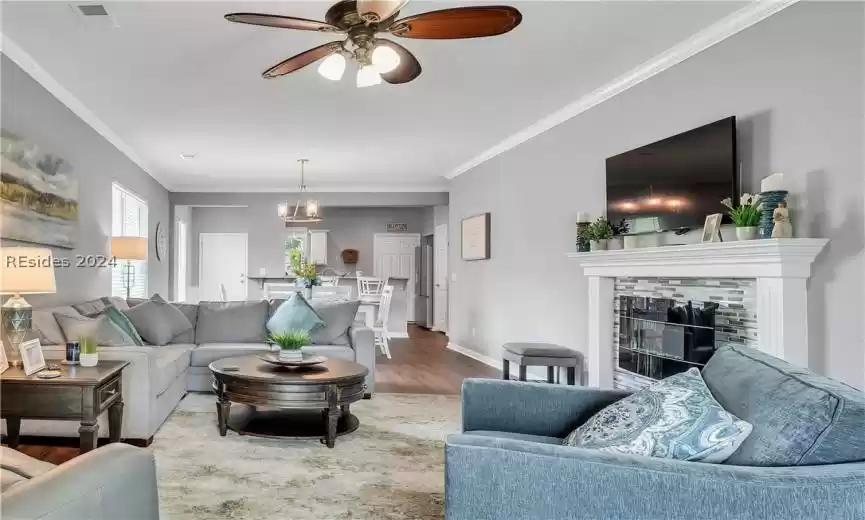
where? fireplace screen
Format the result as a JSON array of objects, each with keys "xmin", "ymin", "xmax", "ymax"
[{"xmin": 618, "ymin": 296, "xmax": 719, "ymax": 380}]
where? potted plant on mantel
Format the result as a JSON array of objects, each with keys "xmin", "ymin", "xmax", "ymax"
[
  {"xmin": 721, "ymin": 193, "xmax": 762, "ymax": 241},
  {"xmin": 587, "ymin": 218, "xmax": 615, "ymax": 251},
  {"xmin": 268, "ymin": 330, "xmax": 310, "ymax": 362},
  {"xmin": 608, "ymin": 219, "xmax": 629, "ymax": 250}
]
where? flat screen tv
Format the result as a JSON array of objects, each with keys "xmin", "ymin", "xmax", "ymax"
[{"xmin": 606, "ymin": 116, "xmax": 737, "ymax": 234}]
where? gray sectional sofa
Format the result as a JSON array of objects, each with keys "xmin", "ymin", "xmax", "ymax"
[{"xmin": 17, "ymin": 296, "xmax": 375, "ymax": 444}]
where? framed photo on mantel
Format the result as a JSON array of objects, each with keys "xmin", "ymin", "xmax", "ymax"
[{"xmin": 461, "ymin": 213, "xmax": 491, "ymax": 261}]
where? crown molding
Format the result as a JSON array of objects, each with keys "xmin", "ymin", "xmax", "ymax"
[
  {"xmin": 445, "ymin": 0, "xmax": 800, "ymax": 180},
  {"xmin": 1, "ymin": 33, "xmax": 173, "ymax": 190},
  {"xmin": 169, "ymin": 183, "xmax": 450, "ymax": 193}
]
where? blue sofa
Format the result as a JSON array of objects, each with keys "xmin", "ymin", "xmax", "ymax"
[{"xmin": 445, "ymin": 345, "xmax": 865, "ymax": 520}]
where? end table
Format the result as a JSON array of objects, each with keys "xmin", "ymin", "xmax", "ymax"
[{"xmin": 1, "ymin": 360, "xmax": 128, "ymax": 452}]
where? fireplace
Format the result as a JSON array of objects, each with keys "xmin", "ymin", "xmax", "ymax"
[{"xmin": 570, "ymin": 239, "xmax": 828, "ymax": 388}]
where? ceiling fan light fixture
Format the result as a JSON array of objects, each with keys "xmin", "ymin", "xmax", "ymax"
[
  {"xmin": 356, "ymin": 64, "xmax": 382, "ymax": 88},
  {"xmin": 371, "ymin": 44, "xmax": 401, "ymax": 74},
  {"xmin": 317, "ymin": 53, "xmax": 346, "ymax": 81}
]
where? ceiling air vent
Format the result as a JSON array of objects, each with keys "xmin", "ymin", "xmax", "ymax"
[{"xmin": 76, "ymin": 4, "xmax": 108, "ymax": 16}]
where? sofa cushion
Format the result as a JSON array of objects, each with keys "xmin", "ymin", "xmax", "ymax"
[
  {"xmin": 127, "ymin": 297, "xmax": 148, "ymax": 307},
  {"xmin": 564, "ymin": 368, "xmax": 753, "ymax": 464},
  {"xmin": 309, "ymin": 299, "xmax": 360, "ymax": 346},
  {"xmin": 71, "ymin": 298, "xmax": 109, "ymax": 317},
  {"xmin": 123, "ymin": 296, "xmax": 193, "ymax": 346},
  {"xmin": 104, "ymin": 306, "xmax": 144, "ymax": 346},
  {"xmin": 32, "ymin": 305, "xmax": 78, "ymax": 345},
  {"xmin": 266, "ymin": 294, "xmax": 324, "ymax": 336},
  {"xmin": 152, "ymin": 345, "xmax": 194, "ymax": 397},
  {"xmin": 169, "ymin": 303, "xmax": 199, "ymax": 344},
  {"xmin": 0, "ymin": 447, "xmax": 54, "ymax": 492},
  {"xmin": 702, "ymin": 345, "xmax": 865, "ymax": 466},
  {"xmin": 53, "ymin": 312, "xmax": 138, "ymax": 347},
  {"xmin": 467, "ymin": 430, "xmax": 563, "ymax": 446},
  {"xmin": 197, "ymin": 301, "xmax": 269, "ymax": 344},
  {"xmin": 190, "ymin": 343, "xmax": 272, "ymax": 367}
]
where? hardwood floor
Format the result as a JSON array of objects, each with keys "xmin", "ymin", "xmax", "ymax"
[{"xmin": 8, "ymin": 325, "xmax": 499, "ymax": 465}]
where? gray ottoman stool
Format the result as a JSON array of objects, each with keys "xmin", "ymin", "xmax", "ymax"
[{"xmin": 502, "ymin": 342, "xmax": 584, "ymax": 385}]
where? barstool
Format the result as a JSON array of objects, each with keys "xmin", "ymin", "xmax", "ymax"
[{"xmin": 502, "ymin": 342, "xmax": 585, "ymax": 385}]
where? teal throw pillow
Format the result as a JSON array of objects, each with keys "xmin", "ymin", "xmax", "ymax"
[
  {"xmin": 104, "ymin": 305, "xmax": 144, "ymax": 346},
  {"xmin": 564, "ymin": 368, "xmax": 752, "ymax": 463},
  {"xmin": 267, "ymin": 293, "xmax": 325, "ymax": 335}
]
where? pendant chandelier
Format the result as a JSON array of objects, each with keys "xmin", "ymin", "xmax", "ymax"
[{"xmin": 277, "ymin": 159, "xmax": 322, "ymax": 224}]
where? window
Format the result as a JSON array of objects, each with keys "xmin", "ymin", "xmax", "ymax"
[
  {"xmin": 111, "ymin": 183, "xmax": 148, "ymax": 298},
  {"xmin": 284, "ymin": 228, "xmax": 308, "ymax": 275}
]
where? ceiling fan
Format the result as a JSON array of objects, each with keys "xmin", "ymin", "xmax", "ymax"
[{"xmin": 225, "ymin": 0, "xmax": 522, "ymax": 88}]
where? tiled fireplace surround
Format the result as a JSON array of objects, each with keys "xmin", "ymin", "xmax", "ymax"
[{"xmin": 570, "ymin": 239, "xmax": 828, "ymax": 389}]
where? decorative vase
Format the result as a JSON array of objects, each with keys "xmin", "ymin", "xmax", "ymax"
[
  {"xmin": 590, "ymin": 239, "xmax": 608, "ymax": 251},
  {"xmin": 608, "ymin": 236, "xmax": 624, "ymax": 250},
  {"xmin": 80, "ymin": 352, "xmax": 98, "ymax": 367},
  {"xmin": 279, "ymin": 349, "xmax": 303, "ymax": 362},
  {"xmin": 759, "ymin": 190, "xmax": 788, "ymax": 238},
  {"xmin": 735, "ymin": 227, "xmax": 758, "ymax": 241}
]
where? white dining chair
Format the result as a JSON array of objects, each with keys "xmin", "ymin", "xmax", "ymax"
[
  {"xmin": 264, "ymin": 283, "xmax": 298, "ymax": 300},
  {"xmin": 373, "ymin": 285, "xmax": 394, "ymax": 359},
  {"xmin": 357, "ymin": 276, "xmax": 384, "ymax": 303}
]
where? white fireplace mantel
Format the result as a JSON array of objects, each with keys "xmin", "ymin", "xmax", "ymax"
[{"xmin": 568, "ymin": 239, "xmax": 828, "ymax": 388}]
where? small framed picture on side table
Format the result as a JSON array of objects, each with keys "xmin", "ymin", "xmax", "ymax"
[
  {"xmin": 701, "ymin": 213, "xmax": 723, "ymax": 243},
  {"xmin": 19, "ymin": 339, "xmax": 46, "ymax": 376}
]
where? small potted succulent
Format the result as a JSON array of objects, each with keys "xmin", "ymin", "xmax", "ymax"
[
  {"xmin": 268, "ymin": 330, "xmax": 310, "ymax": 362},
  {"xmin": 721, "ymin": 193, "xmax": 762, "ymax": 241},
  {"xmin": 292, "ymin": 261, "xmax": 320, "ymax": 299},
  {"xmin": 587, "ymin": 218, "xmax": 615, "ymax": 251},
  {"xmin": 79, "ymin": 336, "xmax": 98, "ymax": 367},
  {"xmin": 608, "ymin": 219, "xmax": 629, "ymax": 250}
]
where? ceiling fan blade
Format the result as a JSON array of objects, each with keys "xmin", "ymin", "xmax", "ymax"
[
  {"xmin": 225, "ymin": 13, "xmax": 340, "ymax": 33},
  {"xmin": 263, "ymin": 42, "xmax": 342, "ymax": 79},
  {"xmin": 357, "ymin": 0, "xmax": 409, "ymax": 23},
  {"xmin": 389, "ymin": 6, "xmax": 522, "ymax": 39},
  {"xmin": 377, "ymin": 39, "xmax": 422, "ymax": 84}
]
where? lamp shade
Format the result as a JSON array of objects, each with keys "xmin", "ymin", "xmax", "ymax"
[
  {"xmin": 111, "ymin": 236, "xmax": 148, "ymax": 260},
  {"xmin": 0, "ymin": 247, "xmax": 57, "ymax": 295}
]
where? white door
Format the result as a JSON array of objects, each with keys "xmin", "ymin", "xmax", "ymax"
[
  {"xmin": 374, "ymin": 233, "xmax": 419, "ymax": 321},
  {"xmin": 433, "ymin": 224, "xmax": 448, "ymax": 333},
  {"xmin": 199, "ymin": 233, "xmax": 248, "ymax": 301}
]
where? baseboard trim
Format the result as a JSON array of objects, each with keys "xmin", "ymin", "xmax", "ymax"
[
  {"xmin": 446, "ymin": 342, "xmax": 554, "ymax": 382},
  {"xmin": 389, "ymin": 332, "xmax": 409, "ymax": 339}
]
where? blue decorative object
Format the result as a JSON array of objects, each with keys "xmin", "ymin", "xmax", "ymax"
[
  {"xmin": 563, "ymin": 367, "xmax": 752, "ymax": 463},
  {"xmin": 758, "ymin": 190, "xmax": 788, "ymax": 238},
  {"xmin": 266, "ymin": 293, "xmax": 325, "ymax": 335}
]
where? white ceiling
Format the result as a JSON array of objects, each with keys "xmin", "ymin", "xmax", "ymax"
[{"xmin": 1, "ymin": 1, "xmax": 748, "ymax": 192}]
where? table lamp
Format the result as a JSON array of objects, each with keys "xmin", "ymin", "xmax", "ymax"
[
  {"xmin": 111, "ymin": 237, "xmax": 147, "ymax": 299},
  {"xmin": 0, "ymin": 247, "xmax": 57, "ymax": 365}
]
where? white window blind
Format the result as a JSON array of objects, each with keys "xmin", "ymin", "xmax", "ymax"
[{"xmin": 111, "ymin": 183, "xmax": 148, "ymax": 299}]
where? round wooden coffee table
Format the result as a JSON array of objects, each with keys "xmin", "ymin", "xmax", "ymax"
[{"xmin": 209, "ymin": 356, "xmax": 368, "ymax": 448}]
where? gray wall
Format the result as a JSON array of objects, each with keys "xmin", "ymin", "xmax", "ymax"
[
  {"xmin": 1, "ymin": 54, "xmax": 170, "ymax": 306},
  {"xmin": 448, "ymin": 3, "xmax": 865, "ymax": 389},
  {"xmin": 187, "ymin": 205, "xmax": 427, "ymax": 299}
]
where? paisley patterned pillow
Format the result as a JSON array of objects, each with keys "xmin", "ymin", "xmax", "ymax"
[{"xmin": 564, "ymin": 368, "xmax": 752, "ymax": 463}]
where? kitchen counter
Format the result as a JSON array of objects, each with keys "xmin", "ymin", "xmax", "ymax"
[{"xmin": 248, "ymin": 275, "xmax": 408, "ymax": 289}]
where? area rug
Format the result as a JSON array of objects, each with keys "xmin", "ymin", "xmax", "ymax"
[{"xmin": 152, "ymin": 392, "xmax": 460, "ymax": 520}]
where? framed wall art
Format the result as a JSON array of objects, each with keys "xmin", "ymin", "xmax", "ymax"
[{"xmin": 461, "ymin": 213, "xmax": 491, "ymax": 261}]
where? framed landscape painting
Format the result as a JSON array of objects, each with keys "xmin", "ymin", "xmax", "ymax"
[{"xmin": 0, "ymin": 130, "xmax": 78, "ymax": 248}]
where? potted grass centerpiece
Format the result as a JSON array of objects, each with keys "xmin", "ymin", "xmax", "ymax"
[{"xmin": 268, "ymin": 330, "xmax": 310, "ymax": 362}]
